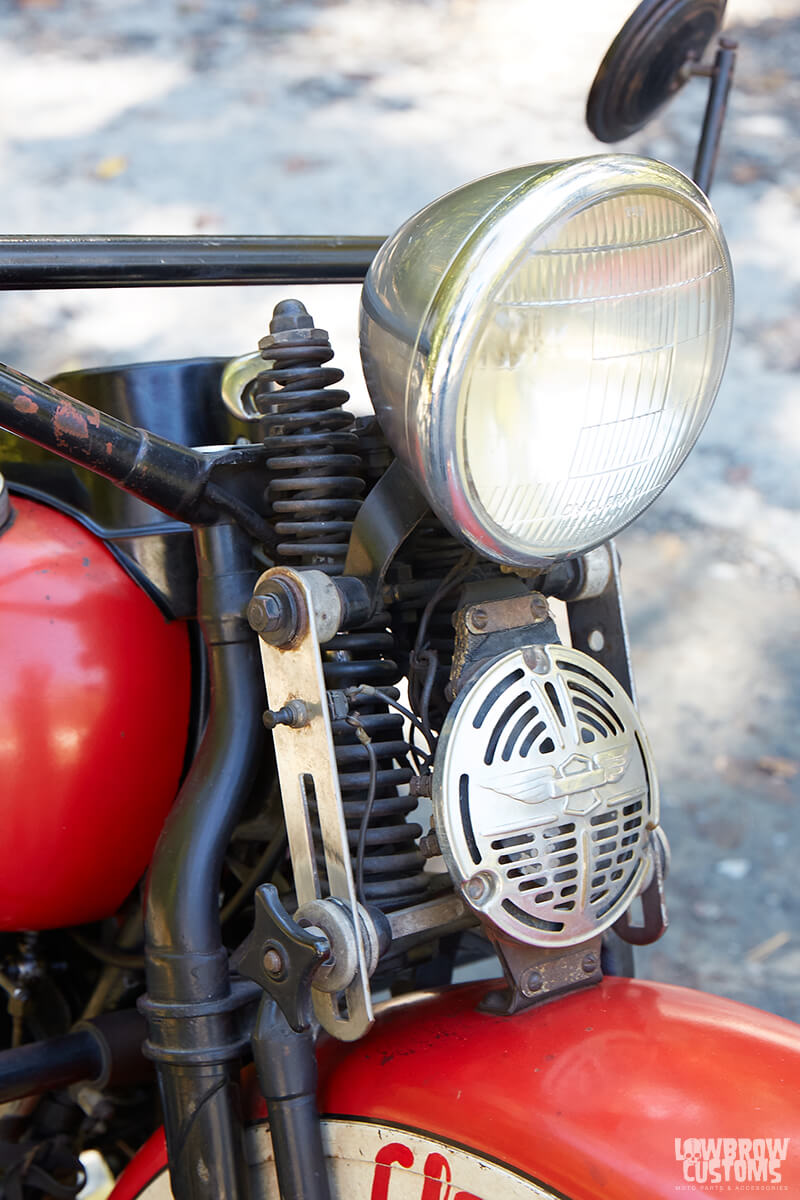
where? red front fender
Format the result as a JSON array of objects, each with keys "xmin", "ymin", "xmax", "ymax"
[{"xmin": 113, "ymin": 977, "xmax": 800, "ymax": 1199}]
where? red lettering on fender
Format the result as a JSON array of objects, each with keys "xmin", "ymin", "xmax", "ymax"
[
  {"xmin": 421, "ymin": 1152, "xmax": 451, "ymax": 1200},
  {"xmin": 370, "ymin": 1140, "xmax": 484, "ymax": 1200},
  {"xmin": 371, "ymin": 1142, "xmax": 415, "ymax": 1200}
]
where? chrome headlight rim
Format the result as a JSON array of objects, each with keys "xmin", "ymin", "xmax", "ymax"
[{"xmin": 367, "ymin": 153, "xmax": 733, "ymax": 568}]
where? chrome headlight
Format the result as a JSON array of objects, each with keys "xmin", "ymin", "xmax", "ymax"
[{"xmin": 360, "ymin": 155, "xmax": 733, "ymax": 566}]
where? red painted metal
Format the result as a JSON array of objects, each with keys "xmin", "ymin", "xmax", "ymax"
[
  {"xmin": 111, "ymin": 977, "xmax": 800, "ymax": 1199},
  {"xmin": 0, "ymin": 496, "xmax": 191, "ymax": 930},
  {"xmin": 112, "ymin": 1129, "xmax": 166, "ymax": 1200},
  {"xmin": 319, "ymin": 977, "xmax": 800, "ymax": 1195}
]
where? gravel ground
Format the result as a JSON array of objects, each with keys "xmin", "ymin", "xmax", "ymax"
[{"xmin": 0, "ymin": 0, "xmax": 798, "ymax": 1017}]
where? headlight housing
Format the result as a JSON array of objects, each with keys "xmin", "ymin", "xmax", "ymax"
[{"xmin": 360, "ymin": 155, "xmax": 733, "ymax": 566}]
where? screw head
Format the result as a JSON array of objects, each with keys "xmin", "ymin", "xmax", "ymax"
[
  {"xmin": 530, "ymin": 594, "xmax": 549, "ymax": 622},
  {"xmin": 519, "ymin": 967, "xmax": 543, "ymax": 998},
  {"xmin": 582, "ymin": 952, "xmax": 599, "ymax": 974},
  {"xmin": 470, "ymin": 607, "xmax": 488, "ymax": 630}
]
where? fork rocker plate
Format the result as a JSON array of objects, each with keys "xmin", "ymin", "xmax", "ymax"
[{"xmin": 254, "ymin": 568, "xmax": 373, "ymax": 1041}]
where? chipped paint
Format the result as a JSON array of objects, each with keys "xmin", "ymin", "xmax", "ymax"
[
  {"xmin": 13, "ymin": 394, "xmax": 38, "ymax": 414},
  {"xmin": 53, "ymin": 400, "xmax": 90, "ymax": 446}
]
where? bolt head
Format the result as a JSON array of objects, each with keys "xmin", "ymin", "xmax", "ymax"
[
  {"xmin": 582, "ymin": 952, "xmax": 599, "ymax": 974},
  {"xmin": 247, "ymin": 594, "xmax": 282, "ymax": 633}
]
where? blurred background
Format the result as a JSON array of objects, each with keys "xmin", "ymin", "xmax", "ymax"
[{"xmin": 0, "ymin": 0, "xmax": 798, "ymax": 1016}]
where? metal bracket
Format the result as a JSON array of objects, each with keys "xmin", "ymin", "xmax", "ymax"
[
  {"xmin": 251, "ymin": 566, "xmax": 374, "ymax": 1041},
  {"xmin": 481, "ymin": 933, "xmax": 603, "ymax": 1015},
  {"xmin": 386, "ymin": 890, "xmax": 475, "ymax": 957},
  {"xmin": 613, "ymin": 831, "xmax": 670, "ymax": 946},
  {"xmin": 449, "ymin": 591, "xmax": 559, "ymax": 697},
  {"xmin": 342, "ymin": 458, "xmax": 429, "ymax": 615},
  {"xmin": 566, "ymin": 541, "xmax": 636, "ymax": 702},
  {"xmin": 220, "ymin": 351, "xmax": 267, "ymax": 422}
]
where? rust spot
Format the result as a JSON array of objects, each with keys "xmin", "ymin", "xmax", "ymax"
[
  {"xmin": 13, "ymin": 394, "xmax": 38, "ymax": 414},
  {"xmin": 53, "ymin": 401, "xmax": 89, "ymax": 447},
  {"xmin": 85, "ymin": 407, "xmax": 100, "ymax": 427},
  {"xmin": 105, "ymin": 441, "xmax": 112, "ymax": 455}
]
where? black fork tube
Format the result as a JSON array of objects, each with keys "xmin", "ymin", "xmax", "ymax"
[
  {"xmin": 251, "ymin": 1001, "xmax": 331, "ymax": 1200},
  {"xmin": 142, "ymin": 521, "xmax": 262, "ymax": 1200}
]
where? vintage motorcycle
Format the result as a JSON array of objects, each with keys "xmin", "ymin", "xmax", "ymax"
[{"xmin": 0, "ymin": 2, "xmax": 797, "ymax": 1198}]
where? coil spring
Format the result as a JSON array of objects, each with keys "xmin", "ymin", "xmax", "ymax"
[
  {"xmin": 328, "ymin": 643, "xmax": 427, "ymax": 909},
  {"xmin": 352, "ymin": 414, "xmax": 394, "ymax": 491},
  {"xmin": 402, "ymin": 517, "xmax": 466, "ymax": 676},
  {"xmin": 405, "ymin": 515, "xmax": 467, "ymax": 580},
  {"xmin": 257, "ymin": 301, "xmax": 428, "ymax": 910},
  {"xmin": 254, "ymin": 300, "xmax": 363, "ymax": 574}
]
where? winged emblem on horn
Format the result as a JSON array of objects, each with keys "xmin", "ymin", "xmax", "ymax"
[{"xmin": 484, "ymin": 745, "xmax": 639, "ymax": 817}]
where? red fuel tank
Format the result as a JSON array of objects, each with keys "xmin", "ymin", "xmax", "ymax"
[{"xmin": 0, "ymin": 496, "xmax": 191, "ymax": 930}]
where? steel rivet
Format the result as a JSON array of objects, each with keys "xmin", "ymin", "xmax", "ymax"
[
  {"xmin": 263, "ymin": 947, "xmax": 285, "ymax": 977},
  {"xmin": 463, "ymin": 872, "xmax": 496, "ymax": 905},
  {"xmin": 520, "ymin": 968, "xmax": 543, "ymax": 997}
]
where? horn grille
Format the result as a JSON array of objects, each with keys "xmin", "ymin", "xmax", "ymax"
[{"xmin": 432, "ymin": 645, "xmax": 658, "ymax": 947}]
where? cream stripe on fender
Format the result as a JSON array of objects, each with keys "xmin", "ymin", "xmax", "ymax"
[{"xmin": 132, "ymin": 1121, "xmax": 563, "ymax": 1200}]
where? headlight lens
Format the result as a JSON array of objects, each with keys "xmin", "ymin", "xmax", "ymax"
[{"xmin": 361, "ymin": 155, "xmax": 733, "ymax": 566}]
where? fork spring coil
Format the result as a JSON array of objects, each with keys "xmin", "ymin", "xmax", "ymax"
[{"xmin": 257, "ymin": 301, "xmax": 428, "ymax": 910}]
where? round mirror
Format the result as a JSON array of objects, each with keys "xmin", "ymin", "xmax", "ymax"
[{"xmin": 586, "ymin": 0, "xmax": 726, "ymax": 142}]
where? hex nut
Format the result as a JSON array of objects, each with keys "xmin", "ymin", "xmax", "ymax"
[
  {"xmin": 248, "ymin": 578, "xmax": 301, "ymax": 646},
  {"xmin": 247, "ymin": 593, "xmax": 282, "ymax": 633}
]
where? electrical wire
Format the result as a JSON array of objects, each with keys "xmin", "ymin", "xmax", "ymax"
[
  {"xmin": 345, "ymin": 685, "xmax": 436, "ymax": 760},
  {"xmin": 417, "ymin": 648, "xmax": 438, "ymax": 750},
  {"xmin": 412, "ymin": 550, "xmax": 476, "ymax": 661},
  {"xmin": 220, "ymin": 829, "xmax": 288, "ymax": 925},
  {"xmin": 354, "ymin": 739, "xmax": 379, "ymax": 907},
  {"xmin": 67, "ymin": 931, "xmax": 145, "ymax": 971},
  {"xmin": 407, "ymin": 549, "xmax": 476, "ymax": 735}
]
